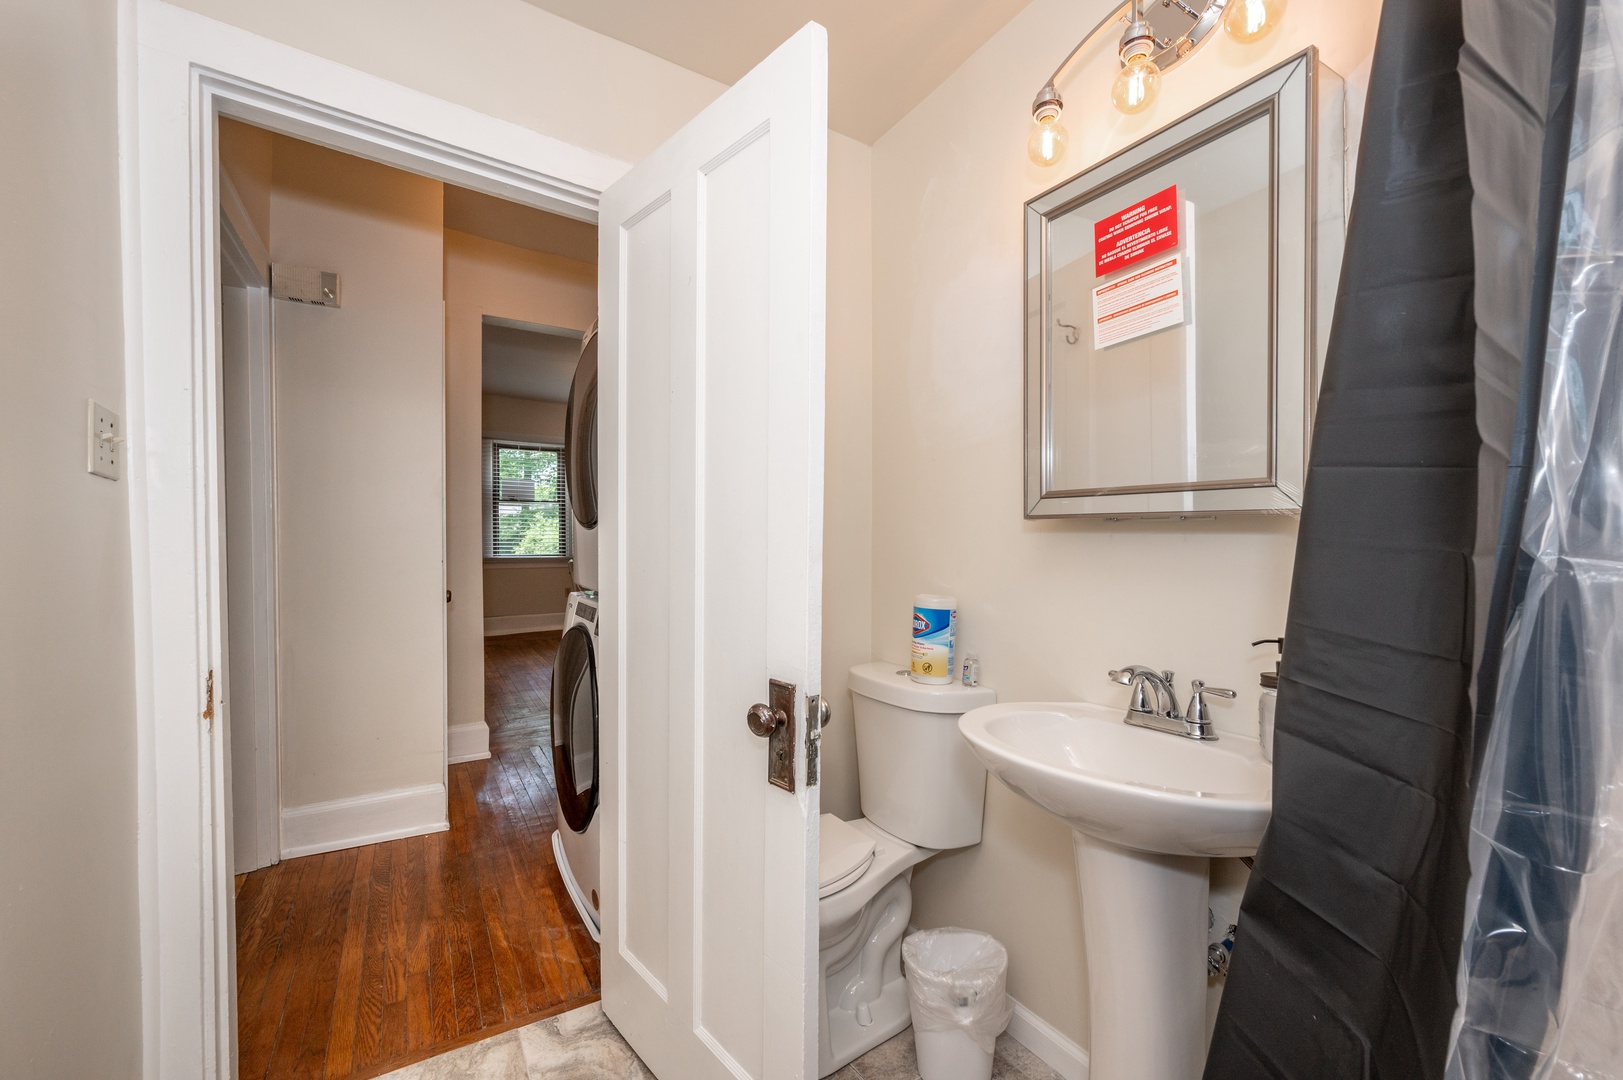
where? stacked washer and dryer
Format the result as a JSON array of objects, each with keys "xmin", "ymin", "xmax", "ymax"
[{"xmin": 551, "ymin": 323, "xmax": 601, "ymax": 942}]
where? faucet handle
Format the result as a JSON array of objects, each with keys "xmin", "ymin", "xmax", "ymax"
[{"xmin": 1186, "ymin": 680, "xmax": 1236, "ymax": 730}]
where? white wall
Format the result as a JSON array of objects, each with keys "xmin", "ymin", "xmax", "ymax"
[
  {"xmin": 0, "ymin": 1, "xmax": 144, "ymax": 1075},
  {"xmin": 271, "ymin": 136, "xmax": 448, "ymax": 813},
  {"xmin": 870, "ymin": 0, "xmax": 1381, "ymax": 1048}
]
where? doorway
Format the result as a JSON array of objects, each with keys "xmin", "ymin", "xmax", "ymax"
[
  {"xmin": 216, "ymin": 121, "xmax": 606, "ymax": 1079},
  {"xmin": 131, "ymin": 13, "xmax": 832, "ymax": 1079}
]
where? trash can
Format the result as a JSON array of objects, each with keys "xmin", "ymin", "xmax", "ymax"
[{"xmin": 902, "ymin": 928, "xmax": 1015, "ymax": 1080}]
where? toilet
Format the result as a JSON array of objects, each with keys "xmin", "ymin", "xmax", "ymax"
[{"xmin": 817, "ymin": 662, "xmax": 995, "ymax": 1077}]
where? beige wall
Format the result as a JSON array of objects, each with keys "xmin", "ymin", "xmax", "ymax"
[
  {"xmin": 870, "ymin": 0, "xmax": 1380, "ymax": 1047},
  {"xmin": 483, "ymin": 393, "xmax": 567, "ymax": 444},
  {"xmin": 484, "ymin": 564, "xmax": 575, "ymax": 620},
  {"xmin": 271, "ymin": 136, "xmax": 448, "ymax": 809},
  {"xmin": 818, "ymin": 133, "xmax": 875, "ymax": 820},
  {"xmin": 445, "ymin": 230, "xmax": 593, "ymax": 720},
  {"xmin": 0, "ymin": 1, "xmax": 143, "ymax": 1075},
  {"xmin": 219, "ymin": 116, "xmax": 273, "ymax": 246},
  {"xmin": 169, "ymin": 0, "xmax": 723, "ymax": 165}
]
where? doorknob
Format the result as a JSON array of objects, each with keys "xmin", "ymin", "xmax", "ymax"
[
  {"xmin": 747, "ymin": 702, "xmax": 786, "ymax": 737},
  {"xmin": 746, "ymin": 679, "xmax": 797, "ymax": 792}
]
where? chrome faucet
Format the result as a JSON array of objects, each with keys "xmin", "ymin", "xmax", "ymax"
[
  {"xmin": 1108, "ymin": 665, "xmax": 1181, "ymax": 719},
  {"xmin": 1108, "ymin": 666, "xmax": 1234, "ymax": 741}
]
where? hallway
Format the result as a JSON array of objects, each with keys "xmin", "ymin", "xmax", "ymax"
[{"xmin": 235, "ymin": 630, "xmax": 595, "ymax": 1080}]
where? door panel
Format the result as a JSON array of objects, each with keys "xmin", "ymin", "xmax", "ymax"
[
  {"xmin": 599, "ymin": 23, "xmax": 828, "ymax": 1080},
  {"xmin": 623, "ymin": 192, "xmax": 675, "ymax": 995}
]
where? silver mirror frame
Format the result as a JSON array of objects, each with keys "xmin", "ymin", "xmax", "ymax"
[{"xmin": 1023, "ymin": 49, "xmax": 1345, "ymax": 520}]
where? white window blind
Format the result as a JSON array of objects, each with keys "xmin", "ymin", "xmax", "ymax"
[{"xmin": 488, "ymin": 442, "xmax": 568, "ymax": 557}]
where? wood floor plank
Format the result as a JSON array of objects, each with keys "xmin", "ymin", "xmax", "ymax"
[
  {"xmin": 449, "ymin": 764, "xmax": 506, "ymax": 1025},
  {"xmin": 322, "ymin": 845, "xmax": 375, "ymax": 1080},
  {"xmin": 349, "ymin": 842, "xmax": 396, "ymax": 1070},
  {"xmin": 236, "ymin": 856, "xmax": 304, "ymax": 1040},
  {"xmin": 278, "ymin": 849, "xmax": 359, "ymax": 1080},
  {"xmin": 236, "ymin": 629, "xmax": 597, "ymax": 1080},
  {"xmin": 239, "ymin": 854, "xmax": 323, "ymax": 1080},
  {"xmin": 422, "ymin": 836, "xmax": 458, "ymax": 1046},
  {"xmin": 484, "ymin": 758, "xmax": 554, "ymax": 1013},
  {"xmin": 442, "ymin": 858, "xmax": 483, "ymax": 1036}
]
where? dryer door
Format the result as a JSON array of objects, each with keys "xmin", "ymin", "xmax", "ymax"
[
  {"xmin": 564, "ymin": 324, "xmax": 598, "ymax": 530},
  {"xmin": 551, "ymin": 623, "xmax": 598, "ymax": 831}
]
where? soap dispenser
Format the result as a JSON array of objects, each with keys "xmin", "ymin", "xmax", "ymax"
[{"xmin": 1253, "ymin": 637, "xmax": 1283, "ymax": 762}]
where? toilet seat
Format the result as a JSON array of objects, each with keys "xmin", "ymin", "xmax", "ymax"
[
  {"xmin": 819, "ymin": 815, "xmax": 877, "ymax": 898},
  {"xmin": 817, "ymin": 818, "xmax": 934, "ymax": 932}
]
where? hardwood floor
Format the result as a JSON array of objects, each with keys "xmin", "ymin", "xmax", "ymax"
[
  {"xmin": 236, "ymin": 630, "xmax": 595, "ymax": 1080},
  {"xmin": 483, "ymin": 631, "xmax": 561, "ymax": 753}
]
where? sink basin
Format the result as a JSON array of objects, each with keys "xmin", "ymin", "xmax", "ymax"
[
  {"xmin": 958, "ymin": 701, "xmax": 1273, "ymax": 1080},
  {"xmin": 956, "ymin": 701, "xmax": 1271, "ymax": 857}
]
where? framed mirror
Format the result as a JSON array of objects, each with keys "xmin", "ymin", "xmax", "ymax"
[{"xmin": 1025, "ymin": 49, "xmax": 1345, "ymax": 519}]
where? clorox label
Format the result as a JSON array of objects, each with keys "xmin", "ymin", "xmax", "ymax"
[{"xmin": 911, "ymin": 604, "xmax": 956, "ymax": 684}]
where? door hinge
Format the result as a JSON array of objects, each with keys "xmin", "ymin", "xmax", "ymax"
[{"xmin": 203, "ymin": 668, "xmax": 215, "ymax": 732}]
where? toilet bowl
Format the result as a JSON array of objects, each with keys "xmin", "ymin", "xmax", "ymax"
[{"xmin": 817, "ymin": 663, "xmax": 994, "ymax": 1077}]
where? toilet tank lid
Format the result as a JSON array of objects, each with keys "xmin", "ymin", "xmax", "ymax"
[{"xmin": 848, "ymin": 661, "xmax": 995, "ymax": 714}]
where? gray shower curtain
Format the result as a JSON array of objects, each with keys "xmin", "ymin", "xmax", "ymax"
[
  {"xmin": 1206, "ymin": 0, "xmax": 1623, "ymax": 1075},
  {"xmin": 1201, "ymin": 0, "xmax": 1483, "ymax": 1074}
]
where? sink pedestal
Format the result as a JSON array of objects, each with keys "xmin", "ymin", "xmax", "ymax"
[{"xmin": 1073, "ymin": 831, "xmax": 1209, "ymax": 1080}]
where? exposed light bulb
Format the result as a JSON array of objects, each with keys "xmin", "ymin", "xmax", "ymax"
[
  {"xmin": 1027, "ymin": 111, "xmax": 1069, "ymax": 167},
  {"xmin": 1110, "ymin": 54, "xmax": 1161, "ymax": 115},
  {"xmin": 1223, "ymin": 0, "xmax": 1285, "ymax": 44}
]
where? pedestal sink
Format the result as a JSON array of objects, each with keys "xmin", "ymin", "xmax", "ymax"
[{"xmin": 957, "ymin": 702, "xmax": 1272, "ymax": 1080}]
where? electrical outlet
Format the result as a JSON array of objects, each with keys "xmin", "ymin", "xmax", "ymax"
[{"xmin": 88, "ymin": 400, "xmax": 123, "ymax": 480}]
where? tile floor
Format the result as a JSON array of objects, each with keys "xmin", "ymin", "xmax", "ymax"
[{"xmin": 377, "ymin": 1001, "xmax": 1064, "ymax": 1080}]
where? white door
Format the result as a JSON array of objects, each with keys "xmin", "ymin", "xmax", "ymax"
[{"xmin": 597, "ymin": 22, "xmax": 828, "ymax": 1080}]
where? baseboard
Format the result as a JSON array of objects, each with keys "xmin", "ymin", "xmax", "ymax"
[
  {"xmin": 1006, "ymin": 996, "xmax": 1089, "ymax": 1080},
  {"xmin": 484, "ymin": 612, "xmax": 564, "ymax": 636},
  {"xmin": 448, "ymin": 721, "xmax": 491, "ymax": 764},
  {"xmin": 279, "ymin": 783, "xmax": 448, "ymax": 859}
]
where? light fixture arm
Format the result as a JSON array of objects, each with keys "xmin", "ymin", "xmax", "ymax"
[
  {"xmin": 1037, "ymin": 0, "xmax": 1235, "ymax": 104},
  {"xmin": 1039, "ymin": 1, "xmax": 1139, "ymax": 99}
]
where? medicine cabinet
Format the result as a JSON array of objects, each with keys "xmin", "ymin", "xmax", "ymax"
[{"xmin": 1024, "ymin": 49, "xmax": 1344, "ymax": 519}]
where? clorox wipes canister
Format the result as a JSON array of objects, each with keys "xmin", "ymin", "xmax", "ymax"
[{"xmin": 911, "ymin": 595, "xmax": 958, "ymax": 685}]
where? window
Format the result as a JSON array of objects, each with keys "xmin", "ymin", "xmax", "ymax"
[{"xmin": 486, "ymin": 441, "xmax": 568, "ymax": 558}]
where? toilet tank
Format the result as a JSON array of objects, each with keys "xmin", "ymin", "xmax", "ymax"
[{"xmin": 848, "ymin": 661, "xmax": 995, "ymax": 850}]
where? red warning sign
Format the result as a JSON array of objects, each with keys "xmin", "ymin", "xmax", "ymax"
[{"xmin": 1094, "ymin": 185, "xmax": 1180, "ymax": 278}]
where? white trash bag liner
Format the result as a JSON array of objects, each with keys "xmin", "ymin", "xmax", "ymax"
[{"xmin": 903, "ymin": 928, "xmax": 1015, "ymax": 1055}]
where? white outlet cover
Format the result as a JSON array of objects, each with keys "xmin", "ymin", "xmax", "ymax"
[{"xmin": 88, "ymin": 400, "xmax": 122, "ymax": 480}]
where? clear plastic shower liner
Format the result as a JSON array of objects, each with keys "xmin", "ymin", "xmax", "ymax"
[{"xmin": 1450, "ymin": 1, "xmax": 1623, "ymax": 1076}]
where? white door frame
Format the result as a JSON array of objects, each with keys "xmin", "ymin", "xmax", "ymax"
[
  {"xmin": 217, "ymin": 210, "xmax": 279, "ymax": 874},
  {"xmin": 121, "ymin": 3, "xmax": 625, "ymax": 1075}
]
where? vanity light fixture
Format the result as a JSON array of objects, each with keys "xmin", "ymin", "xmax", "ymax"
[{"xmin": 1027, "ymin": 0, "xmax": 1286, "ymax": 166}]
